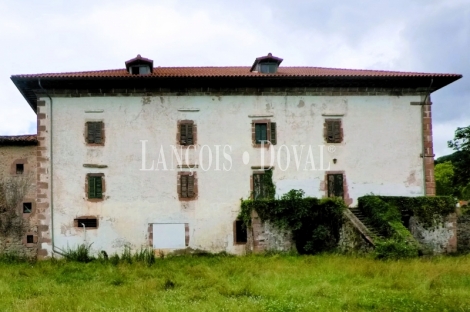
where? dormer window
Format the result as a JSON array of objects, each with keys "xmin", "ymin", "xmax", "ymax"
[
  {"xmin": 250, "ymin": 53, "xmax": 283, "ymax": 74},
  {"xmin": 125, "ymin": 54, "xmax": 153, "ymax": 75},
  {"xmin": 259, "ymin": 62, "xmax": 278, "ymax": 74},
  {"xmin": 130, "ymin": 65, "xmax": 151, "ymax": 75}
]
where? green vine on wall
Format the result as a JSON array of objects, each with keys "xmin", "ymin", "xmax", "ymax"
[
  {"xmin": 358, "ymin": 195, "xmax": 456, "ymax": 259},
  {"xmin": 239, "ymin": 189, "xmax": 346, "ymax": 254}
]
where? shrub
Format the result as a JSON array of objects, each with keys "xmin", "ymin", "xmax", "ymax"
[
  {"xmin": 375, "ymin": 239, "xmax": 419, "ymax": 259},
  {"xmin": 239, "ymin": 190, "xmax": 346, "ymax": 254}
]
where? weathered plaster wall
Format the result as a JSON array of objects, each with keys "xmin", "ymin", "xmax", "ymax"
[
  {"xmin": 0, "ymin": 145, "xmax": 37, "ymax": 258},
  {"xmin": 457, "ymin": 215, "xmax": 470, "ymax": 253},
  {"xmin": 409, "ymin": 214, "xmax": 457, "ymax": 254},
  {"xmin": 38, "ymin": 93, "xmax": 424, "ymax": 256}
]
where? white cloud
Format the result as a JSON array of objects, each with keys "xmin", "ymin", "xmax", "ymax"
[{"xmin": 0, "ymin": 0, "xmax": 468, "ymax": 146}]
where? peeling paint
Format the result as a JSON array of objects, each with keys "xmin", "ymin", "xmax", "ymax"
[{"xmin": 141, "ymin": 96, "xmax": 151, "ymax": 105}]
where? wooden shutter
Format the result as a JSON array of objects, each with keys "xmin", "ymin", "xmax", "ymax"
[
  {"xmin": 333, "ymin": 121, "xmax": 341, "ymax": 143},
  {"xmin": 87, "ymin": 122, "xmax": 95, "ymax": 143},
  {"xmin": 270, "ymin": 122, "xmax": 277, "ymax": 145},
  {"xmin": 87, "ymin": 122, "xmax": 103, "ymax": 144},
  {"xmin": 180, "ymin": 124, "xmax": 187, "ymax": 145},
  {"xmin": 181, "ymin": 175, "xmax": 188, "ymax": 198},
  {"xmin": 88, "ymin": 176, "xmax": 103, "ymax": 199},
  {"xmin": 187, "ymin": 175, "xmax": 194, "ymax": 197},
  {"xmin": 95, "ymin": 176, "xmax": 103, "ymax": 198},
  {"xmin": 187, "ymin": 124, "xmax": 193, "ymax": 145},
  {"xmin": 326, "ymin": 120, "xmax": 342, "ymax": 143},
  {"xmin": 94, "ymin": 122, "xmax": 103, "ymax": 144},
  {"xmin": 88, "ymin": 175, "xmax": 95, "ymax": 198}
]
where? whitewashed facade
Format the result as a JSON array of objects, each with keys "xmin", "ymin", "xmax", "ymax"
[{"xmin": 11, "ymin": 54, "xmax": 461, "ymax": 257}]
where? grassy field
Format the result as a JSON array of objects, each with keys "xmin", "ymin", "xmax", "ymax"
[{"xmin": 1, "ymin": 254, "xmax": 470, "ymax": 311}]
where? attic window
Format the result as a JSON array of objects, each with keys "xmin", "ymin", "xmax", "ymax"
[
  {"xmin": 250, "ymin": 53, "xmax": 283, "ymax": 74},
  {"xmin": 125, "ymin": 54, "xmax": 154, "ymax": 75},
  {"xmin": 258, "ymin": 62, "xmax": 278, "ymax": 74},
  {"xmin": 130, "ymin": 65, "xmax": 151, "ymax": 75}
]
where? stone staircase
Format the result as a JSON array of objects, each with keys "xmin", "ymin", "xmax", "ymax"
[{"xmin": 344, "ymin": 208, "xmax": 385, "ymax": 247}]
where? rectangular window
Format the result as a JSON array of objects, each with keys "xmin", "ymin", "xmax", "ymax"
[
  {"xmin": 327, "ymin": 174, "xmax": 344, "ymax": 199},
  {"xmin": 255, "ymin": 123, "xmax": 267, "ymax": 144},
  {"xmin": 253, "ymin": 170, "xmax": 273, "ymax": 200},
  {"xmin": 16, "ymin": 164, "xmax": 24, "ymax": 174},
  {"xmin": 87, "ymin": 122, "xmax": 104, "ymax": 144},
  {"xmin": 253, "ymin": 120, "xmax": 276, "ymax": 145},
  {"xmin": 234, "ymin": 220, "xmax": 248, "ymax": 244},
  {"xmin": 23, "ymin": 202, "xmax": 32, "ymax": 213},
  {"xmin": 180, "ymin": 174, "xmax": 195, "ymax": 198},
  {"xmin": 179, "ymin": 122, "xmax": 194, "ymax": 146},
  {"xmin": 26, "ymin": 235, "xmax": 34, "ymax": 244},
  {"xmin": 88, "ymin": 175, "xmax": 103, "ymax": 199},
  {"xmin": 325, "ymin": 119, "xmax": 342, "ymax": 143},
  {"xmin": 75, "ymin": 218, "xmax": 98, "ymax": 228}
]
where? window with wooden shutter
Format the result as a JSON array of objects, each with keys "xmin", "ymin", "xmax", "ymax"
[
  {"xmin": 88, "ymin": 175, "xmax": 103, "ymax": 199},
  {"xmin": 325, "ymin": 119, "xmax": 342, "ymax": 143},
  {"xmin": 179, "ymin": 173, "xmax": 196, "ymax": 199},
  {"xmin": 179, "ymin": 121, "xmax": 195, "ymax": 146},
  {"xmin": 327, "ymin": 174, "xmax": 344, "ymax": 199},
  {"xmin": 86, "ymin": 122, "xmax": 104, "ymax": 144}
]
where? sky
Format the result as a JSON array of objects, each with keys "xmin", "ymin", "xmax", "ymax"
[{"xmin": 0, "ymin": 0, "xmax": 468, "ymax": 157}]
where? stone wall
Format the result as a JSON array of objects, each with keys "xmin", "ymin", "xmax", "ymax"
[
  {"xmin": 409, "ymin": 214, "xmax": 457, "ymax": 254},
  {"xmin": 457, "ymin": 215, "xmax": 470, "ymax": 253},
  {"xmin": 338, "ymin": 217, "xmax": 374, "ymax": 254},
  {"xmin": 250, "ymin": 212, "xmax": 293, "ymax": 253},
  {"xmin": 0, "ymin": 144, "xmax": 38, "ymax": 259}
]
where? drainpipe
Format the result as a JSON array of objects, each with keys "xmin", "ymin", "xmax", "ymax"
[
  {"xmin": 421, "ymin": 79, "xmax": 433, "ymax": 196},
  {"xmin": 81, "ymin": 223, "xmax": 87, "ymax": 243},
  {"xmin": 38, "ymin": 78, "xmax": 64, "ymax": 256}
]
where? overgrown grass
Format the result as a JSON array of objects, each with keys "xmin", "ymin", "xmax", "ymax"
[{"xmin": 0, "ymin": 254, "xmax": 470, "ymax": 311}]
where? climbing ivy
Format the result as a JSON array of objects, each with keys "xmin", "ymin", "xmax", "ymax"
[
  {"xmin": 371, "ymin": 196, "xmax": 456, "ymax": 228},
  {"xmin": 358, "ymin": 195, "xmax": 456, "ymax": 259},
  {"xmin": 239, "ymin": 189, "xmax": 346, "ymax": 254}
]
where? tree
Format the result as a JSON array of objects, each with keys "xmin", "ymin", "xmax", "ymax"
[
  {"xmin": 448, "ymin": 125, "xmax": 470, "ymax": 200},
  {"xmin": 434, "ymin": 161, "xmax": 455, "ymax": 196}
]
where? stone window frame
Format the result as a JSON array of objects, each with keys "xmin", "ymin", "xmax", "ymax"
[
  {"xmin": 177, "ymin": 171, "xmax": 198, "ymax": 201},
  {"xmin": 85, "ymin": 121, "xmax": 105, "ymax": 146},
  {"xmin": 22, "ymin": 232, "xmax": 38, "ymax": 248},
  {"xmin": 324, "ymin": 119, "xmax": 343, "ymax": 144},
  {"xmin": 74, "ymin": 216, "xmax": 99, "ymax": 229},
  {"xmin": 85, "ymin": 173, "xmax": 105, "ymax": 202},
  {"xmin": 20, "ymin": 199, "xmax": 36, "ymax": 218},
  {"xmin": 320, "ymin": 170, "xmax": 352, "ymax": 206},
  {"xmin": 251, "ymin": 119, "xmax": 277, "ymax": 147},
  {"xmin": 177, "ymin": 120, "xmax": 197, "ymax": 147},
  {"xmin": 233, "ymin": 220, "xmax": 248, "ymax": 245},
  {"xmin": 10, "ymin": 159, "xmax": 31, "ymax": 176}
]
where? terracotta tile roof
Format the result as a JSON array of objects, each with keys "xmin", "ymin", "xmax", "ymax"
[
  {"xmin": 11, "ymin": 66, "xmax": 461, "ymax": 79},
  {"xmin": 0, "ymin": 135, "xmax": 38, "ymax": 146}
]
